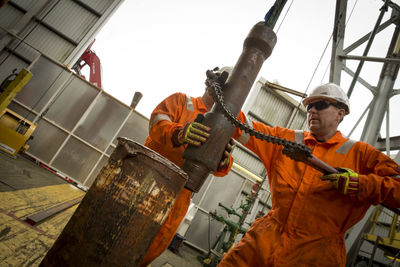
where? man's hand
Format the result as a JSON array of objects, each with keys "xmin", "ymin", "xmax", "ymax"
[
  {"xmin": 218, "ymin": 138, "xmax": 234, "ymax": 171},
  {"xmin": 172, "ymin": 122, "xmax": 210, "ymax": 147},
  {"xmin": 205, "ymin": 69, "xmax": 230, "ymax": 92},
  {"xmin": 320, "ymin": 168, "xmax": 359, "ymax": 194}
]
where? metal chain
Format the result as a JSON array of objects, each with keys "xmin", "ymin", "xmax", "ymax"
[{"xmin": 207, "ymin": 76, "xmax": 313, "ymax": 161}]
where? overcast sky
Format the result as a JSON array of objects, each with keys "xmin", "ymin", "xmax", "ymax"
[{"xmin": 91, "ymin": 0, "xmax": 400, "ymax": 141}]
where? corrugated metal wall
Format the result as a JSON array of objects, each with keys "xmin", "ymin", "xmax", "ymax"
[{"xmin": 0, "ymin": 0, "xmax": 123, "ymax": 66}]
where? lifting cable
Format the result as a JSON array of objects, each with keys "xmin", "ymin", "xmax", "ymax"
[
  {"xmin": 264, "ymin": 0, "xmax": 288, "ymax": 30},
  {"xmin": 288, "ymin": 0, "xmax": 359, "ymax": 129},
  {"xmin": 320, "ymin": 0, "xmax": 360, "ymax": 83},
  {"xmin": 307, "ymin": 0, "xmax": 360, "ymax": 94},
  {"xmin": 275, "ymin": 0, "xmax": 295, "ymax": 34}
]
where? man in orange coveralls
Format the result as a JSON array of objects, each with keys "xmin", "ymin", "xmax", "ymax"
[
  {"xmin": 219, "ymin": 83, "xmax": 400, "ymax": 266},
  {"xmin": 140, "ymin": 68, "xmax": 233, "ymax": 266}
]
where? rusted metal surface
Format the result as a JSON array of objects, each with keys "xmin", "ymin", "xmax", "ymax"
[
  {"xmin": 183, "ymin": 21, "xmax": 277, "ymax": 192},
  {"xmin": 40, "ymin": 137, "xmax": 188, "ymax": 266}
]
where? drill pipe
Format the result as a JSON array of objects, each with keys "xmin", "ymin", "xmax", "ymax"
[
  {"xmin": 183, "ymin": 22, "xmax": 277, "ymax": 192},
  {"xmin": 40, "ymin": 138, "xmax": 188, "ymax": 266}
]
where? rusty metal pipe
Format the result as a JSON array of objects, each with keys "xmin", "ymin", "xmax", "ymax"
[
  {"xmin": 306, "ymin": 155, "xmax": 339, "ymax": 175},
  {"xmin": 183, "ymin": 22, "xmax": 277, "ymax": 192},
  {"xmin": 40, "ymin": 138, "xmax": 188, "ymax": 266}
]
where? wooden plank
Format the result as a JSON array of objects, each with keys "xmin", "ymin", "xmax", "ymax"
[{"xmin": 25, "ymin": 196, "xmax": 83, "ymax": 225}]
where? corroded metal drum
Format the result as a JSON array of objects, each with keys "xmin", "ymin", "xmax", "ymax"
[{"xmin": 40, "ymin": 137, "xmax": 188, "ymax": 266}]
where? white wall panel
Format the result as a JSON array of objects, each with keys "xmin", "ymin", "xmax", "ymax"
[
  {"xmin": 27, "ymin": 119, "xmax": 69, "ymax": 163},
  {"xmin": 232, "ymin": 147, "xmax": 265, "ymax": 177},
  {"xmin": 0, "ymin": 52, "xmax": 28, "ymax": 82},
  {"xmin": 253, "ymin": 88, "xmax": 292, "ymax": 127},
  {"xmin": 14, "ymin": 56, "xmax": 71, "ymax": 113},
  {"xmin": 113, "ymin": 111, "xmax": 149, "ymax": 145},
  {"xmin": 52, "ymin": 136, "xmax": 102, "ymax": 183},
  {"xmin": 45, "ymin": 77, "xmax": 99, "ymax": 131},
  {"xmin": 74, "ymin": 93, "xmax": 130, "ymax": 150}
]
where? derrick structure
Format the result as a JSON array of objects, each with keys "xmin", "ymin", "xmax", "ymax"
[{"xmin": 329, "ymin": 0, "xmax": 400, "ymax": 264}]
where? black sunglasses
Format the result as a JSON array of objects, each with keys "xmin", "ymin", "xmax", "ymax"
[{"xmin": 306, "ymin": 100, "xmax": 335, "ymax": 112}]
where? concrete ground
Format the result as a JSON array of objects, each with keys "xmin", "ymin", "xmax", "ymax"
[{"xmin": 151, "ymin": 243, "xmax": 204, "ymax": 267}]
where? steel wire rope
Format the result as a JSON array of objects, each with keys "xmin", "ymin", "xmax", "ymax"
[
  {"xmin": 292, "ymin": 0, "xmax": 359, "ymax": 129},
  {"xmin": 275, "ymin": 0, "xmax": 295, "ymax": 35},
  {"xmin": 320, "ymin": 0, "xmax": 360, "ymax": 83}
]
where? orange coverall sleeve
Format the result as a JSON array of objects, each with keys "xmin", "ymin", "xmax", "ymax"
[
  {"xmin": 148, "ymin": 92, "xmax": 232, "ymax": 177},
  {"xmin": 148, "ymin": 93, "xmax": 187, "ymax": 152},
  {"xmin": 232, "ymin": 111, "xmax": 283, "ymax": 173},
  {"xmin": 356, "ymin": 142, "xmax": 400, "ymax": 209}
]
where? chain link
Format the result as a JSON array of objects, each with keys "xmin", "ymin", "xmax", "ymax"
[{"xmin": 207, "ymin": 76, "xmax": 313, "ymax": 162}]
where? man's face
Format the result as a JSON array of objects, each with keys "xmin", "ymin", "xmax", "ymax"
[{"xmin": 306, "ymin": 99, "xmax": 345, "ymax": 135}]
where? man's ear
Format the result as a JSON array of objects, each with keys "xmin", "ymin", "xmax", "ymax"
[{"xmin": 338, "ymin": 109, "xmax": 345, "ymax": 123}]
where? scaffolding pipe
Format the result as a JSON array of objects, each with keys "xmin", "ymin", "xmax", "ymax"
[
  {"xmin": 360, "ymin": 24, "xmax": 400, "ymax": 145},
  {"xmin": 347, "ymin": 0, "xmax": 390, "ymax": 98}
]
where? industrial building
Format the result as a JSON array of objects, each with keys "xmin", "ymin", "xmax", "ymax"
[{"xmin": 0, "ymin": 0, "xmax": 400, "ymax": 266}]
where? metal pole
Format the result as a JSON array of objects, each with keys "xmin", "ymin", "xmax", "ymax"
[
  {"xmin": 330, "ymin": 0, "xmax": 347, "ymax": 84},
  {"xmin": 360, "ymin": 24, "xmax": 400, "ymax": 145},
  {"xmin": 347, "ymin": 0, "xmax": 390, "ymax": 98}
]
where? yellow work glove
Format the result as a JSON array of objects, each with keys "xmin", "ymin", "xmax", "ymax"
[
  {"xmin": 218, "ymin": 138, "xmax": 234, "ymax": 171},
  {"xmin": 172, "ymin": 122, "xmax": 210, "ymax": 147},
  {"xmin": 320, "ymin": 168, "xmax": 359, "ymax": 195}
]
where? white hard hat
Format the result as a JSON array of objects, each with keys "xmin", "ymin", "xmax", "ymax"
[{"xmin": 302, "ymin": 83, "xmax": 350, "ymax": 114}]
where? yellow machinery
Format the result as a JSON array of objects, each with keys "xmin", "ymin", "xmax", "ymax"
[
  {"xmin": 0, "ymin": 108, "xmax": 36, "ymax": 157},
  {"xmin": 0, "ymin": 68, "xmax": 35, "ymax": 157},
  {"xmin": 363, "ymin": 206, "xmax": 400, "ymax": 263}
]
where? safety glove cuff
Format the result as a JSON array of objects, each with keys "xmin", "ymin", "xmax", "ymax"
[
  {"xmin": 171, "ymin": 126, "xmax": 184, "ymax": 147},
  {"xmin": 321, "ymin": 167, "xmax": 359, "ymax": 195},
  {"xmin": 217, "ymin": 138, "xmax": 234, "ymax": 171}
]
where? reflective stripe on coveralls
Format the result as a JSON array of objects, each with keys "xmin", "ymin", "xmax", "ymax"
[
  {"xmin": 148, "ymin": 95, "xmax": 194, "ymax": 131},
  {"xmin": 140, "ymin": 92, "xmax": 231, "ymax": 266},
  {"xmin": 219, "ymin": 112, "xmax": 400, "ymax": 267},
  {"xmin": 295, "ymin": 130, "xmax": 358, "ymax": 155},
  {"xmin": 149, "ymin": 114, "xmax": 171, "ymax": 132},
  {"xmin": 237, "ymin": 115, "xmax": 254, "ymax": 145}
]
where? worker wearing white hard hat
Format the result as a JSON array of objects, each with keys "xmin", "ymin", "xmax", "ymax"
[
  {"xmin": 302, "ymin": 83, "xmax": 350, "ymax": 115},
  {"xmin": 219, "ymin": 82, "xmax": 400, "ymax": 267}
]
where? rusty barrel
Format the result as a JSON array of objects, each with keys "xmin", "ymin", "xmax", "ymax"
[{"xmin": 40, "ymin": 137, "xmax": 188, "ymax": 266}]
